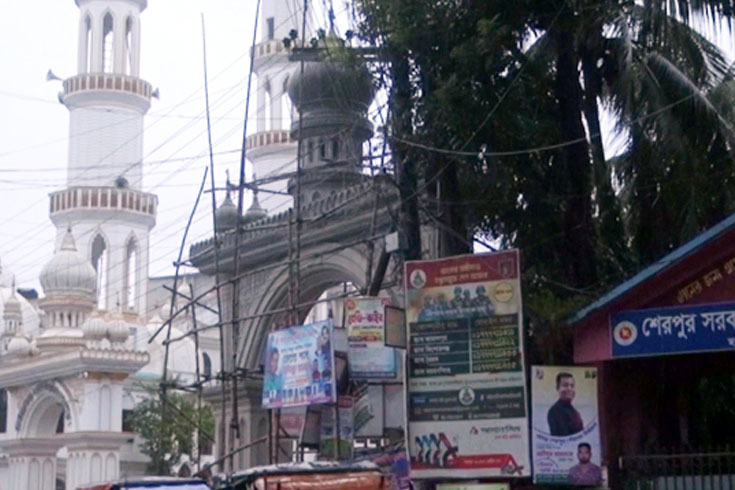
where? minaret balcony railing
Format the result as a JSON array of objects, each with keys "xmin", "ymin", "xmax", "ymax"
[
  {"xmin": 49, "ymin": 187, "xmax": 157, "ymax": 217},
  {"xmin": 62, "ymin": 73, "xmax": 152, "ymax": 101},
  {"xmin": 252, "ymin": 39, "xmax": 287, "ymax": 60},
  {"xmin": 246, "ymin": 129, "xmax": 295, "ymax": 151}
]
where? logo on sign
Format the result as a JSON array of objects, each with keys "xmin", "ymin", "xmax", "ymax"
[
  {"xmin": 493, "ymin": 282, "xmax": 514, "ymax": 303},
  {"xmin": 410, "ymin": 269, "xmax": 427, "ymax": 288},
  {"xmin": 613, "ymin": 321, "xmax": 638, "ymax": 346},
  {"xmin": 458, "ymin": 387, "xmax": 476, "ymax": 406}
]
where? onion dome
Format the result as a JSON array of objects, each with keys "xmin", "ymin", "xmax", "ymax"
[
  {"xmin": 215, "ymin": 180, "xmax": 238, "ymax": 233},
  {"xmin": 243, "ymin": 175, "xmax": 267, "ymax": 225},
  {"xmin": 7, "ymin": 333, "xmax": 31, "ymax": 356},
  {"xmin": 39, "ymin": 229, "xmax": 96, "ymax": 298},
  {"xmin": 286, "ymin": 51, "xmax": 374, "ymax": 114},
  {"xmin": 82, "ymin": 315, "xmax": 107, "ymax": 341},
  {"xmin": 107, "ymin": 317, "xmax": 131, "ymax": 344}
]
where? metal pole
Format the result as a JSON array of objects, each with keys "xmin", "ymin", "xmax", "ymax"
[
  {"xmin": 230, "ymin": 0, "xmax": 262, "ymax": 473},
  {"xmin": 200, "ymin": 15, "xmax": 228, "ymax": 473},
  {"xmin": 190, "ymin": 282, "xmax": 203, "ymax": 473}
]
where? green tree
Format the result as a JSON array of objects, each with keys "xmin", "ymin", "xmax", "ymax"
[
  {"xmin": 355, "ymin": 0, "xmax": 735, "ymax": 362},
  {"xmin": 129, "ymin": 391, "xmax": 214, "ymax": 475}
]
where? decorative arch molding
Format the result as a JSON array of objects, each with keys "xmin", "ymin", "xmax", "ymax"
[
  {"xmin": 15, "ymin": 380, "xmax": 76, "ymax": 438},
  {"xmin": 238, "ymin": 245, "xmax": 379, "ymax": 369},
  {"xmin": 123, "ymin": 232, "xmax": 140, "ymax": 311}
]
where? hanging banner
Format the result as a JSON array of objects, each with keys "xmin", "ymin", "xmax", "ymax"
[
  {"xmin": 405, "ymin": 251, "xmax": 530, "ymax": 479},
  {"xmin": 320, "ymin": 395, "xmax": 355, "ymax": 460},
  {"xmin": 611, "ymin": 302, "xmax": 735, "ymax": 358},
  {"xmin": 531, "ymin": 365, "xmax": 601, "ymax": 485},
  {"xmin": 346, "ymin": 297, "xmax": 397, "ymax": 379},
  {"xmin": 262, "ymin": 320, "xmax": 336, "ymax": 409}
]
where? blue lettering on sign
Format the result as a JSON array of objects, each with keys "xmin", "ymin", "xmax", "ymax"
[{"xmin": 611, "ymin": 302, "xmax": 735, "ymax": 357}]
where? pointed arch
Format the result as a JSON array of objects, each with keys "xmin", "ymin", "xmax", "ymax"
[
  {"xmin": 91, "ymin": 232, "xmax": 109, "ymax": 310},
  {"xmin": 102, "ymin": 11, "xmax": 115, "ymax": 73},
  {"xmin": 123, "ymin": 234, "xmax": 139, "ymax": 312}
]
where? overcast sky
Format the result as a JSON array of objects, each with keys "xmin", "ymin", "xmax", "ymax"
[
  {"xmin": 0, "ymin": 2, "xmax": 732, "ymax": 294},
  {"xmin": 0, "ymin": 1, "xmax": 339, "ymax": 292}
]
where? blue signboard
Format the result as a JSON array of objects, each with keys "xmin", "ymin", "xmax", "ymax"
[{"xmin": 611, "ymin": 302, "xmax": 735, "ymax": 358}]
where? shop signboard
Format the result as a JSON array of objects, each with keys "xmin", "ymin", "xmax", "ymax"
[
  {"xmin": 405, "ymin": 251, "xmax": 530, "ymax": 479},
  {"xmin": 531, "ymin": 365, "xmax": 601, "ymax": 485},
  {"xmin": 611, "ymin": 302, "xmax": 735, "ymax": 358},
  {"xmin": 346, "ymin": 297, "xmax": 397, "ymax": 379},
  {"xmin": 262, "ymin": 320, "xmax": 336, "ymax": 409}
]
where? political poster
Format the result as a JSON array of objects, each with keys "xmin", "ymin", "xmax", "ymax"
[
  {"xmin": 320, "ymin": 395, "xmax": 355, "ymax": 460},
  {"xmin": 346, "ymin": 297, "xmax": 397, "ymax": 379},
  {"xmin": 262, "ymin": 320, "xmax": 336, "ymax": 409},
  {"xmin": 405, "ymin": 251, "xmax": 530, "ymax": 479},
  {"xmin": 531, "ymin": 365, "xmax": 601, "ymax": 485}
]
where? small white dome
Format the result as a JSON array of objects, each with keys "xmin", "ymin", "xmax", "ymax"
[
  {"xmin": 40, "ymin": 230, "xmax": 96, "ymax": 297},
  {"xmin": 3, "ymin": 292, "xmax": 21, "ymax": 320},
  {"xmin": 7, "ymin": 334, "xmax": 31, "ymax": 356},
  {"xmin": 107, "ymin": 317, "xmax": 130, "ymax": 343},
  {"xmin": 215, "ymin": 191, "xmax": 238, "ymax": 232},
  {"xmin": 82, "ymin": 316, "xmax": 107, "ymax": 340}
]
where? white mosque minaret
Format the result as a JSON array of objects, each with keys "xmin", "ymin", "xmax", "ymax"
[{"xmin": 50, "ymin": 0, "xmax": 156, "ymax": 317}]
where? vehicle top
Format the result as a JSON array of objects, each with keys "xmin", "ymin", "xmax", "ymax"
[
  {"xmin": 78, "ymin": 476, "xmax": 211, "ymax": 490},
  {"xmin": 231, "ymin": 461, "xmax": 381, "ymax": 481}
]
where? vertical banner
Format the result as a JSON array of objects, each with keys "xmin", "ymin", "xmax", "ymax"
[
  {"xmin": 262, "ymin": 320, "xmax": 336, "ymax": 409},
  {"xmin": 531, "ymin": 366, "xmax": 601, "ymax": 485},
  {"xmin": 320, "ymin": 395, "xmax": 355, "ymax": 460},
  {"xmin": 405, "ymin": 251, "xmax": 530, "ymax": 479},
  {"xmin": 346, "ymin": 297, "xmax": 397, "ymax": 379}
]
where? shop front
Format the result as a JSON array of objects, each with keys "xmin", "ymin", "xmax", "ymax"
[{"xmin": 570, "ymin": 214, "xmax": 735, "ymax": 489}]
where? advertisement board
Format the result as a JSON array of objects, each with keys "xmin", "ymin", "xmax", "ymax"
[
  {"xmin": 346, "ymin": 297, "xmax": 397, "ymax": 379},
  {"xmin": 531, "ymin": 365, "xmax": 601, "ymax": 485},
  {"xmin": 405, "ymin": 251, "xmax": 530, "ymax": 479},
  {"xmin": 611, "ymin": 302, "xmax": 735, "ymax": 358},
  {"xmin": 262, "ymin": 320, "xmax": 336, "ymax": 409}
]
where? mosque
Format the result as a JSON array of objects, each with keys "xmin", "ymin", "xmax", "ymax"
[
  {"xmin": 0, "ymin": 0, "xmax": 423, "ymax": 486},
  {"xmin": 0, "ymin": 0, "xmax": 217, "ymax": 488}
]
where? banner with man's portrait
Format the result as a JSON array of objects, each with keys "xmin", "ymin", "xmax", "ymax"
[
  {"xmin": 531, "ymin": 365, "xmax": 601, "ymax": 485},
  {"xmin": 262, "ymin": 320, "xmax": 336, "ymax": 409}
]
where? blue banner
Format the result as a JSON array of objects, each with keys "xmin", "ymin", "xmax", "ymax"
[{"xmin": 611, "ymin": 302, "xmax": 735, "ymax": 358}]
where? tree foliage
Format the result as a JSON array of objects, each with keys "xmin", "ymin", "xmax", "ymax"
[
  {"xmin": 355, "ymin": 0, "xmax": 735, "ymax": 362},
  {"xmin": 129, "ymin": 391, "xmax": 214, "ymax": 475}
]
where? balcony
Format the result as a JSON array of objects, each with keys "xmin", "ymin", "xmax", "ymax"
[
  {"xmin": 61, "ymin": 73, "xmax": 153, "ymax": 111},
  {"xmin": 246, "ymin": 129, "xmax": 295, "ymax": 153},
  {"xmin": 50, "ymin": 186, "xmax": 157, "ymax": 217}
]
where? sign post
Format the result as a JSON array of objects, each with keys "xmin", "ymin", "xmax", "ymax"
[{"xmin": 404, "ymin": 251, "xmax": 530, "ymax": 479}]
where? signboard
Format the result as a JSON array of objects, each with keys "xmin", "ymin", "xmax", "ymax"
[
  {"xmin": 385, "ymin": 306, "xmax": 407, "ymax": 349},
  {"xmin": 437, "ymin": 484, "xmax": 510, "ymax": 490},
  {"xmin": 262, "ymin": 320, "xmax": 336, "ymax": 409},
  {"xmin": 346, "ymin": 297, "xmax": 397, "ymax": 379},
  {"xmin": 405, "ymin": 251, "xmax": 530, "ymax": 479},
  {"xmin": 611, "ymin": 302, "xmax": 735, "ymax": 358},
  {"xmin": 320, "ymin": 395, "xmax": 354, "ymax": 460},
  {"xmin": 531, "ymin": 366, "xmax": 601, "ymax": 485}
]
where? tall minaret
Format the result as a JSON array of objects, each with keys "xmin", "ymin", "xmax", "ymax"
[
  {"xmin": 49, "ymin": 0, "xmax": 156, "ymax": 317},
  {"xmin": 246, "ymin": 0, "xmax": 302, "ymax": 216}
]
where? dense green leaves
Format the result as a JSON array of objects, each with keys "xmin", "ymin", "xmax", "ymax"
[{"xmin": 355, "ymin": 0, "xmax": 735, "ymax": 362}]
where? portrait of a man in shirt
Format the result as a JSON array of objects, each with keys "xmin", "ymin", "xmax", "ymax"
[
  {"xmin": 568, "ymin": 442, "xmax": 602, "ymax": 486},
  {"xmin": 547, "ymin": 372, "xmax": 584, "ymax": 436}
]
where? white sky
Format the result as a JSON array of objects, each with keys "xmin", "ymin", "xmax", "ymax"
[
  {"xmin": 0, "ymin": 1, "xmax": 302, "ymax": 292},
  {"xmin": 0, "ymin": 2, "xmax": 732, "ymax": 293}
]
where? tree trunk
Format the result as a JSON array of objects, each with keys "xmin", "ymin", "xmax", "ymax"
[{"xmin": 553, "ymin": 27, "xmax": 597, "ymax": 288}]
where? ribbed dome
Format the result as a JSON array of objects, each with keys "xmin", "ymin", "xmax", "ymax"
[
  {"xmin": 215, "ymin": 189, "xmax": 238, "ymax": 233},
  {"xmin": 243, "ymin": 178, "xmax": 267, "ymax": 225},
  {"xmin": 7, "ymin": 334, "xmax": 31, "ymax": 356},
  {"xmin": 287, "ymin": 55, "xmax": 374, "ymax": 112},
  {"xmin": 107, "ymin": 316, "xmax": 131, "ymax": 344},
  {"xmin": 82, "ymin": 316, "xmax": 107, "ymax": 340},
  {"xmin": 40, "ymin": 229, "xmax": 97, "ymax": 297}
]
